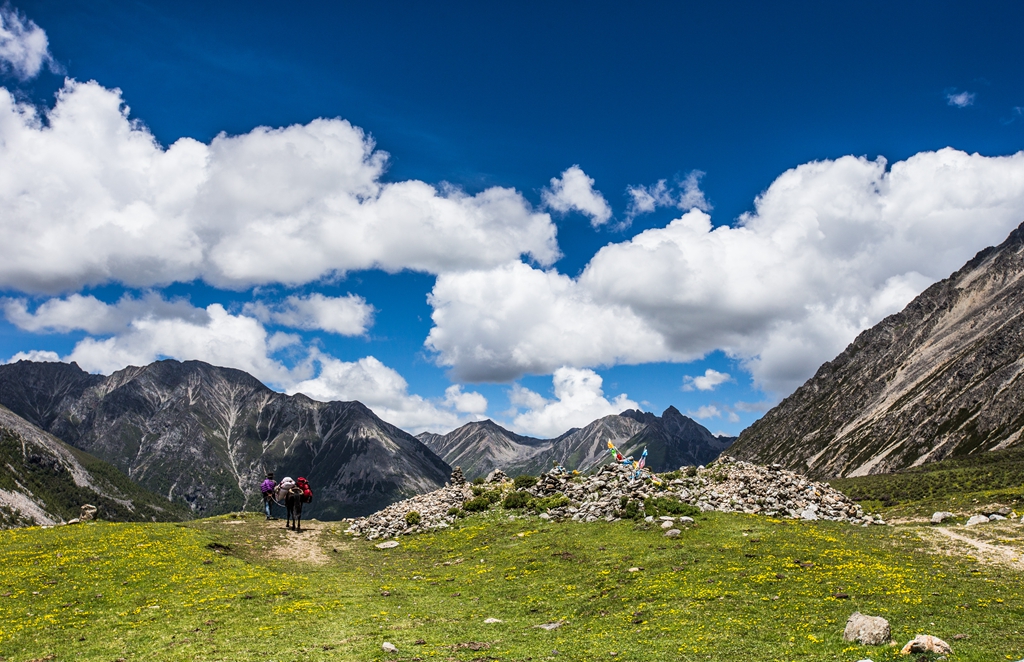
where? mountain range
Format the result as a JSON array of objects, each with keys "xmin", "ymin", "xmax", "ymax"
[
  {"xmin": 730, "ymin": 221, "xmax": 1024, "ymax": 478},
  {"xmin": 418, "ymin": 406, "xmax": 733, "ymax": 480},
  {"xmin": 0, "ymin": 359, "xmax": 451, "ymax": 518},
  {"xmin": 0, "ymin": 403, "xmax": 186, "ymax": 527}
]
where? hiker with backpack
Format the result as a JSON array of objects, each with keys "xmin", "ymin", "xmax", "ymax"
[{"xmin": 260, "ymin": 472, "xmax": 277, "ymax": 519}]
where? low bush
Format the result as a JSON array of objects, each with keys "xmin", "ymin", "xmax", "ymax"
[
  {"xmin": 503, "ymin": 490, "xmax": 531, "ymax": 509},
  {"xmin": 446, "ymin": 506, "xmax": 466, "ymax": 518},
  {"xmin": 644, "ymin": 496, "xmax": 699, "ymax": 518},
  {"xmin": 405, "ymin": 510, "xmax": 421, "ymax": 526},
  {"xmin": 513, "ymin": 474, "xmax": 538, "ymax": 490},
  {"xmin": 483, "ymin": 489, "xmax": 503, "ymax": 504},
  {"xmin": 531, "ymin": 493, "xmax": 570, "ymax": 513},
  {"xmin": 463, "ymin": 496, "xmax": 492, "ymax": 512},
  {"xmin": 472, "ymin": 477, "xmax": 485, "ymax": 485}
]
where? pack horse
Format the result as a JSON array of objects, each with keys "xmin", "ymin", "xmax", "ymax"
[{"xmin": 275, "ymin": 476, "xmax": 313, "ymax": 532}]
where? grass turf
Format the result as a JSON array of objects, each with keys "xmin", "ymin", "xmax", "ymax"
[{"xmin": 0, "ymin": 510, "xmax": 1022, "ymax": 661}]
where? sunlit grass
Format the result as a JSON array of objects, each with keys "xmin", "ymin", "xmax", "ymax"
[{"xmin": 0, "ymin": 510, "xmax": 1021, "ymax": 661}]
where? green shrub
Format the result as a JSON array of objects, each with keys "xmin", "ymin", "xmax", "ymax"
[
  {"xmin": 685, "ymin": 466, "xmax": 699, "ymax": 478},
  {"xmin": 472, "ymin": 477, "xmax": 485, "ymax": 485},
  {"xmin": 644, "ymin": 496, "xmax": 699, "ymax": 518},
  {"xmin": 463, "ymin": 496, "xmax": 492, "ymax": 512},
  {"xmin": 405, "ymin": 510, "xmax": 421, "ymax": 526},
  {"xmin": 531, "ymin": 493, "xmax": 570, "ymax": 513},
  {"xmin": 618, "ymin": 498, "xmax": 642, "ymax": 520},
  {"xmin": 503, "ymin": 490, "xmax": 531, "ymax": 509},
  {"xmin": 446, "ymin": 506, "xmax": 466, "ymax": 518},
  {"xmin": 513, "ymin": 474, "xmax": 538, "ymax": 490},
  {"xmin": 660, "ymin": 470, "xmax": 682, "ymax": 481},
  {"xmin": 471, "ymin": 485, "xmax": 485, "ymax": 496}
]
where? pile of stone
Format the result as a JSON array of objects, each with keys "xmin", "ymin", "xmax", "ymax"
[
  {"xmin": 522, "ymin": 456, "xmax": 876, "ymax": 525},
  {"xmin": 344, "ymin": 482, "xmax": 474, "ymax": 541},
  {"xmin": 345, "ymin": 456, "xmax": 878, "ymax": 540}
]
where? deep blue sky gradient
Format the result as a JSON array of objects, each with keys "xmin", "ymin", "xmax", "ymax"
[{"xmin": 5, "ymin": 0, "xmax": 1024, "ymax": 433}]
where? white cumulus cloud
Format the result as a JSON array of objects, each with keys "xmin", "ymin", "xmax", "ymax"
[
  {"xmin": 427, "ymin": 148, "xmax": 1024, "ymax": 396},
  {"xmin": 4, "ymin": 349, "xmax": 60, "ymax": 364},
  {"xmin": 0, "ymin": 79, "xmax": 559, "ymax": 294},
  {"xmin": 688, "ymin": 405, "xmax": 721, "ymax": 420},
  {"xmin": 683, "ymin": 368, "xmax": 732, "ymax": 392},
  {"xmin": 242, "ymin": 293, "xmax": 374, "ymax": 336},
  {"xmin": 0, "ymin": 7, "xmax": 54, "ymax": 80},
  {"xmin": 425, "ymin": 261, "xmax": 683, "ymax": 382},
  {"xmin": 508, "ymin": 367, "xmax": 639, "ymax": 438},
  {"xmin": 541, "ymin": 165, "xmax": 612, "ymax": 227},
  {"xmin": 287, "ymin": 355, "xmax": 488, "ymax": 433},
  {"xmin": 3, "ymin": 293, "xmax": 207, "ymax": 335}
]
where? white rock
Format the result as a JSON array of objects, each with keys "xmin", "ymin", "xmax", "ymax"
[
  {"xmin": 664, "ymin": 529, "xmax": 681, "ymax": 537},
  {"xmin": 930, "ymin": 511, "xmax": 954, "ymax": 524},
  {"xmin": 661, "ymin": 520, "xmax": 674, "ymax": 529},
  {"xmin": 375, "ymin": 540, "xmax": 400, "ymax": 549},
  {"xmin": 678, "ymin": 516, "xmax": 694, "ymax": 524},
  {"xmin": 965, "ymin": 515, "xmax": 990, "ymax": 526},
  {"xmin": 989, "ymin": 514, "xmax": 1007, "ymax": 521},
  {"xmin": 843, "ymin": 612, "xmax": 891, "ymax": 646},
  {"xmin": 484, "ymin": 617, "xmax": 503, "ymax": 623},
  {"xmin": 800, "ymin": 509, "xmax": 818, "ymax": 520},
  {"xmin": 382, "ymin": 642, "xmax": 398, "ymax": 653}
]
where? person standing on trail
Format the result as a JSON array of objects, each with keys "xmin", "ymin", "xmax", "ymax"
[{"xmin": 260, "ymin": 472, "xmax": 277, "ymax": 520}]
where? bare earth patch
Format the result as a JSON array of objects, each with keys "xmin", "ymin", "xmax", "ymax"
[
  {"xmin": 260, "ymin": 519, "xmax": 330, "ymax": 565},
  {"xmin": 917, "ymin": 523, "xmax": 1024, "ymax": 570}
]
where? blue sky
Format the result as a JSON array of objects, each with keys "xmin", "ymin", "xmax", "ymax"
[{"xmin": 2, "ymin": 1, "xmax": 1024, "ymax": 437}]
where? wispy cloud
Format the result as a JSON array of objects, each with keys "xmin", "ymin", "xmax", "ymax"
[
  {"xmin": 624, "ymin": 170, "xmax": 711, "ymax": 225},
  {"xmin": 946, "ymin": 89, "xmax": 976, "ymax": 108},
  {"xmin": 0, "ymin": 6, "xmax": 56, "ymax": 80}
]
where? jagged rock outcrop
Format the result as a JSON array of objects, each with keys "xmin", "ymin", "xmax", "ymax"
[
  {"xmin": 419, "ymin": 407, "xmax": 732, "ymax": 480},
  {"xmin": 0, "ymin": 359, "xmax": 450, "ymax": 518},
  {"xmin": 0, "ymin": 404, "xmax": 184, "ymax": 528},
  {"xmin": 731, "ymin": 221, "xmax": 1024, "ymax": 478}
]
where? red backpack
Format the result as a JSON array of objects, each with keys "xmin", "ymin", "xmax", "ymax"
[{"xmin": 297, "ymin": 477, "xmax": 313, "ymax": 503}]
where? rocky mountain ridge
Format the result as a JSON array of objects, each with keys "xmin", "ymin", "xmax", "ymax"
[
  {"xmin": 419, "ymin": 406, "xmax": 733, "ymax": 480},
  {"xmin": 0, "ymin": 359, "xmax": 451, "ymax": 518},
  {"xmin": 0, "ymin": 403, "xmax": 185, "ymax": 528},
  {"xmin": 730, "ymin": 221, "xmax": 1024, "ymax": 478}
]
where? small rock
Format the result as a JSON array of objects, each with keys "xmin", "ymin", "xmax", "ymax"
[
  {"xmin": 989, "ymin": 514, "xmax": 1007, "ymax": 521},
  {"xmin": 644, "ymin": 515, "xmax": 654, "ymax": 523},
  {"xmin": 965, "ymin": 515, "xmax": 990, "ymax": 527},
  {"xmin": 800, "ymin": 509, "xmax": 818, "ymax": 520},
  {"xmin": 900, "ymin": 635, "xmax": 952, "ymax": 655},
  {"xmin": 628, "ymin": 567, "xmax": 640, "ymax": 572},
  {"xmin": 664, "ymin": 529, "xmax": 681, "ymax": 538},
  {"xmin": 415, "ymin": 639, "xmax": 427, "ymax": 645},
  {"xmin": 678, "ymin": 516, "xmax": 694, "ymax": 524},
  {"xmin": 484, "ymin": 617, "xmax": 502, "ymax": 623},
  {"xmin": 375, "ymin": 540, "xmax": 400, "ymax": 549},
  {"xmin": 952, "ymin": 633, "xmax": 969, "ymax": 640},
  {"xmin": 843, "ymin": 612, "xmax": 891, "ymax": 646},
  {"xmin": 661, "ymin": 520, "xmax": 674, "ymax": 529},
  {"xmin": 534, "ymin": 620, "xmax": 565, "ymax": 630},
  {"xmin": 67, "ymin": 518, "xmax": 81, "ymax": 525},
  {"xmin": 539, "ymin": 513, "xmax": 551, "ymax": 520},
  {"xmin": 930, "ymin": 511, "xmax": 954, "ymax": 524},
  {"xmin": 382, "ymin": 641, "xmax": 398, "ymax": 653}
]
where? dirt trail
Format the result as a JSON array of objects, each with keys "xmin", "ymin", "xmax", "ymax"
[
  {"xmin": 259, "ymin": 519, "xmax": 331, "ymax": 566},
  {"xmin": 919, "ymin": 525, "xmax": 1024, "ymax": 571}
]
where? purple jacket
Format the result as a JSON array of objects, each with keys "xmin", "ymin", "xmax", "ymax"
[{"xmin": 260, "ymin": 478, "xmax": 276, "ymax": 495}]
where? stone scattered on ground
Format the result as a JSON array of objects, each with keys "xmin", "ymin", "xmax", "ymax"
[
  {"xmin": 534, "ymin": 620, "xmax": 565, "ymax": 630},
  {"xmin": 375, "ymin": 540, "xmax": 400, "ymax": 549},
  {"xmin": 345, "ymin": 455, "xmax": 873, "ymax": 540},
  {"xmin": 965, "ymin": 515, "xmax": 991, "ymax": 527},
  {"xmin": 382, "ymin": 642, "xmax": 398, "ymax": 653},
  {"xmin": 930, "ymin": 511, "xmax": 954, "ymax": 524},
  {"xmin": 664, "ymin": 529, "xmax": 681, "ymax": 538},
  {"xmin": 79, "ymin": 504, "xmax": 98, "ymax": 521},
  {"xmin": 843, "ymin": 612, "xmax": 891, "ymax": 646},
  {"xmin": 900, "ymin": 634, "xmax": 952, "ymax": 655},
  {"xmin": 484, "ymin": 617, "xmax": 502, "ymax": 623}
]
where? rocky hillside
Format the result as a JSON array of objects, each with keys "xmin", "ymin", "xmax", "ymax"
[
  {"xmin": 0, "ymin": 404, "xmax": 185, "ymax": 528},
  {"xmin": 730, "ymin": 221, "xmax": 1024, "ymax": 478},
  {"xmin": 0, "ymin": 360, "xmax": 450, "ymax": 518},
  {"xmin": 419, "ymin": 407, "xmax": 731, "ymax": 480}
]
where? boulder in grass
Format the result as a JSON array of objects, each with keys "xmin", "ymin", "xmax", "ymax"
[
  {"xmin": 382, "ymin": 642, "xmax": 398, "ymax": 653},
  {"xmin": 900, "ymin": 634, "xmax": 952, "ymax": 655},
  {"xmin": 965, "ymin": 514, "xmax": 990, "ymax": 526},
  {"xmin": 842, "ymin": 612, "xmax": 890, "ymax": 646},
  {"xmin": 930, "ymin": 511, "xmax": 954, "ymax": 524}
]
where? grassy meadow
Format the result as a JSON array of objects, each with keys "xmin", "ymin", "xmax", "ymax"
[{"xmin": 0, "ymin": 507, "xmax": 1022, "ymax": 662}]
